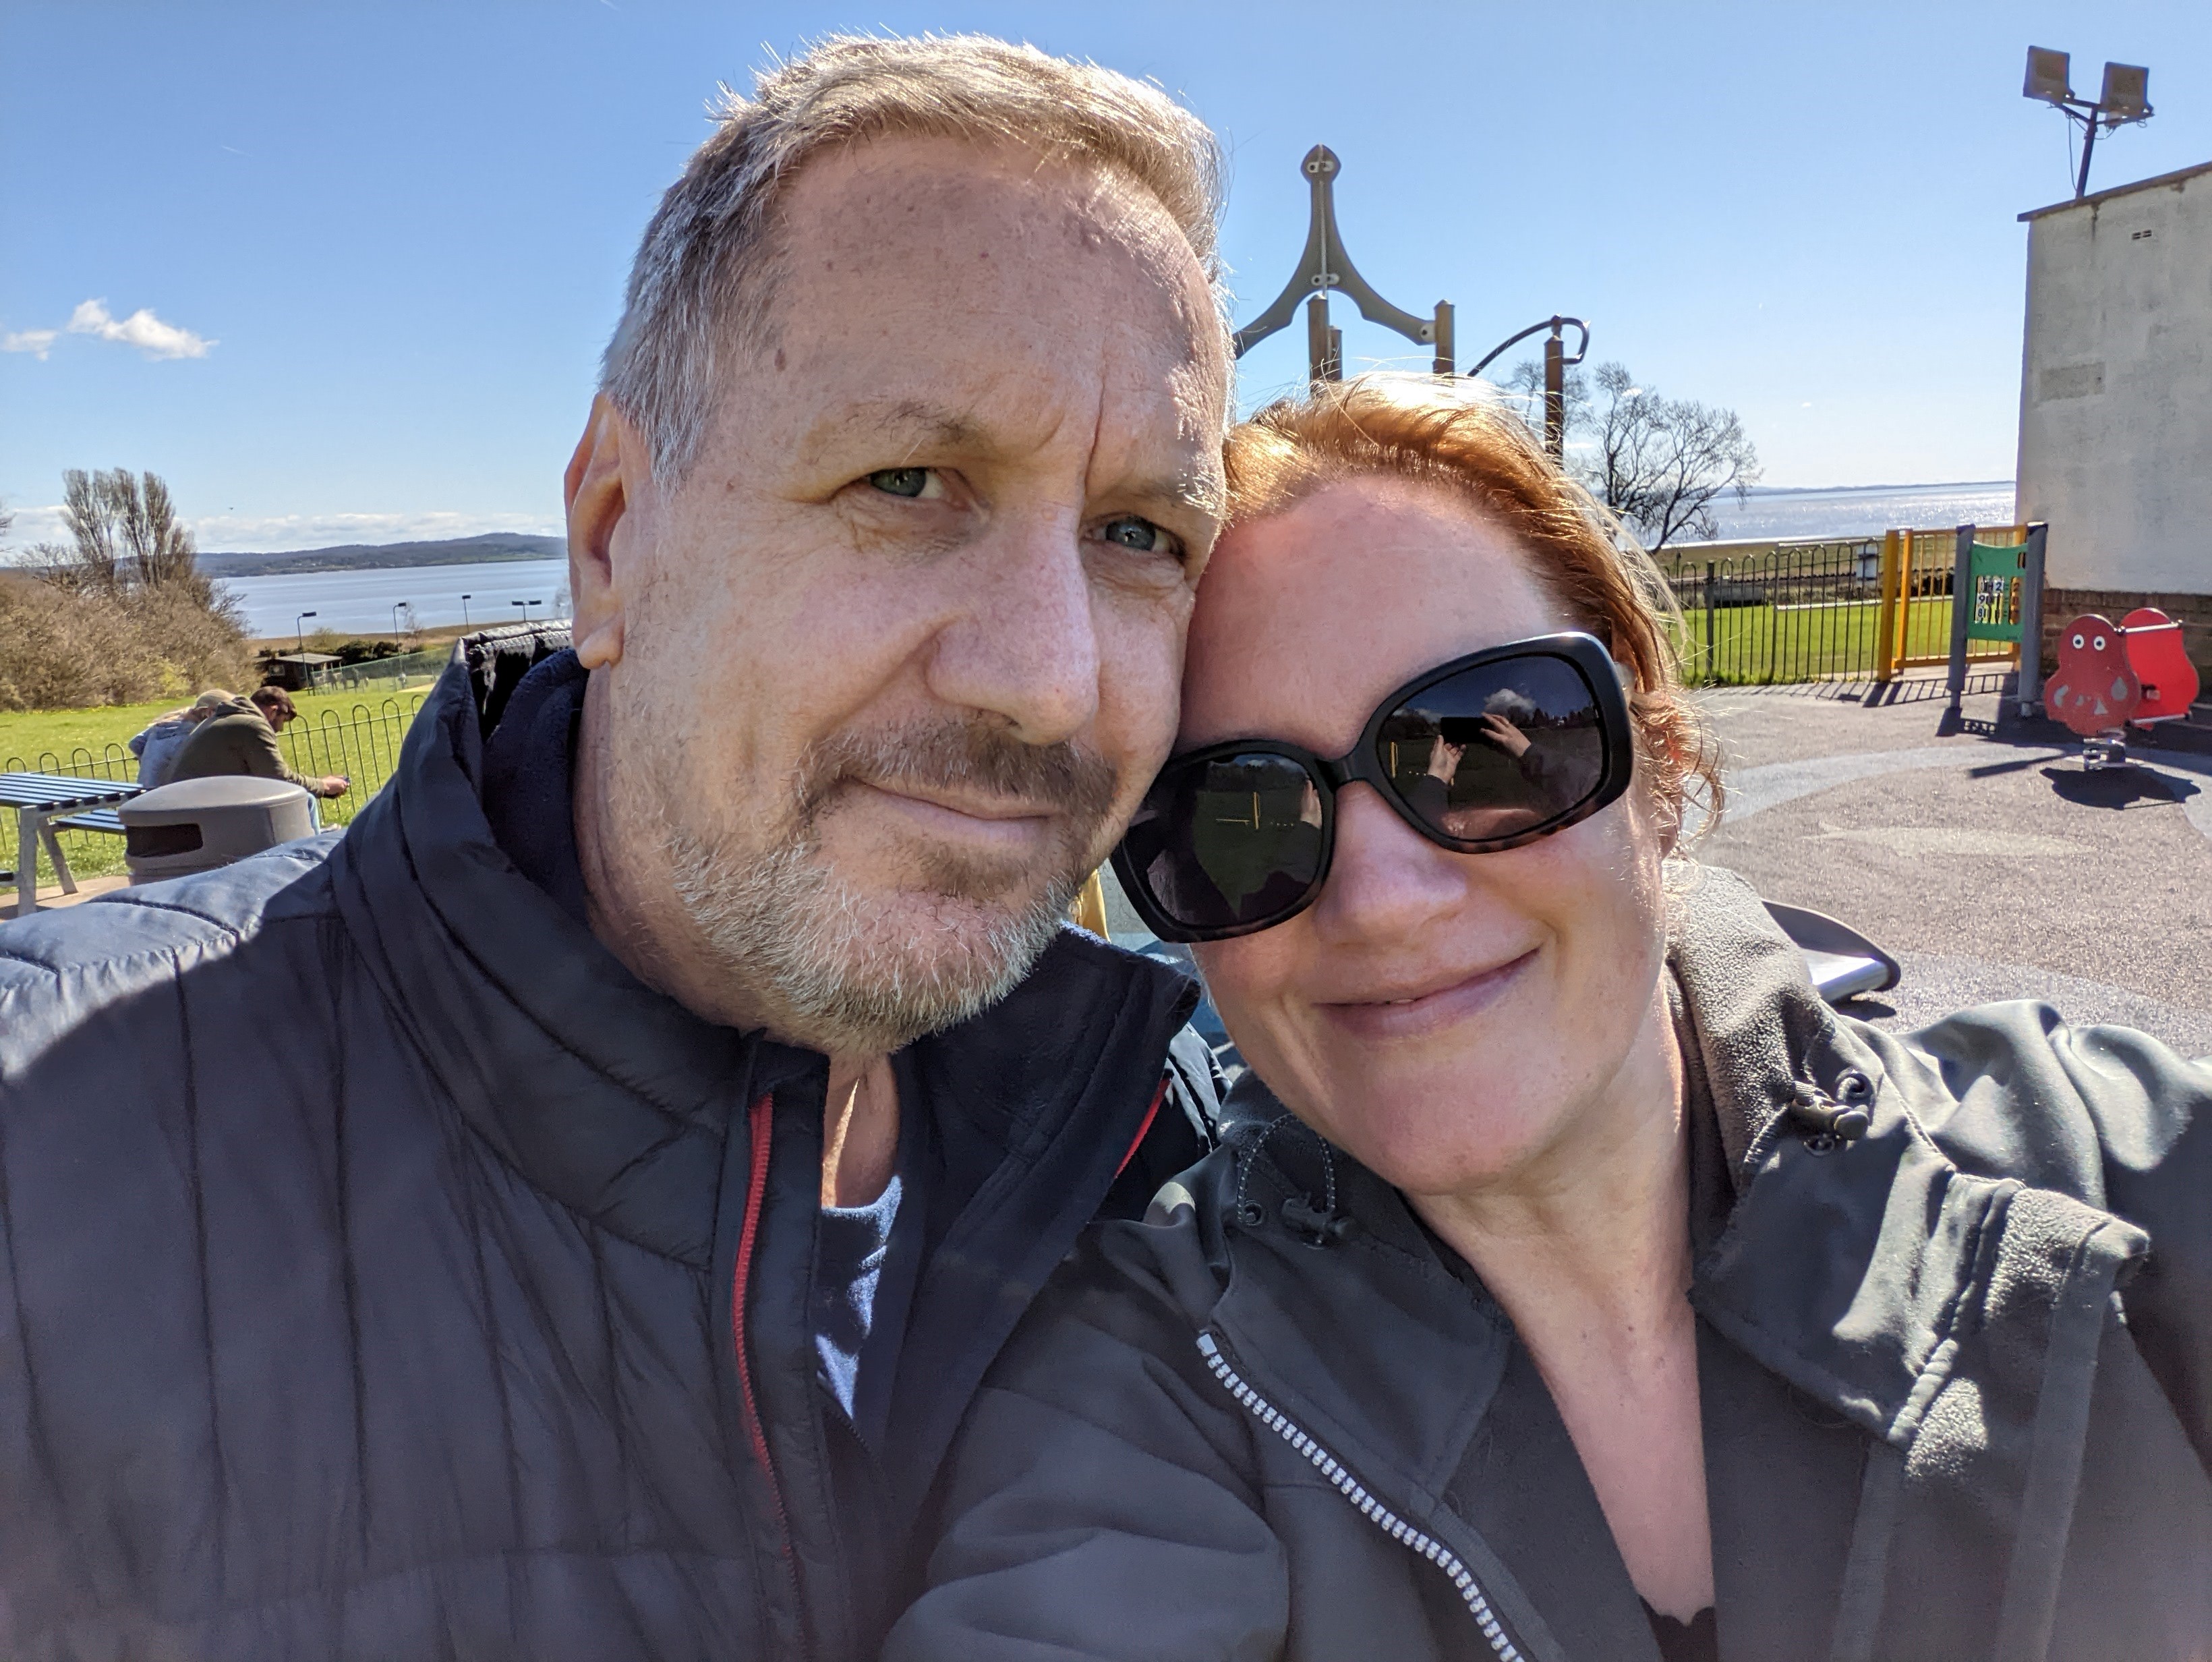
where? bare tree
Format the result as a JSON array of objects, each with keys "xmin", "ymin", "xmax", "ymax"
[
  {"xmin": 1574, "ymin": 363, "xmax": 1760, "ymax": 554},
  {"xmin": 49, "ymin": 468, "xmax": 207, "ymax": 595},
  {"xmin": 119, "ymin": 471, "xmax": 202, "ymax": 590},
  {"xmin": 55, "ymin": 469, "xmax": 124, "ymax": 592},
  {"xmin": 1505, "ymin": 357, "xmax": 1590, "ymax": 439}
]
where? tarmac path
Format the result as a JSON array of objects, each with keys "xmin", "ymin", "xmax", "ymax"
[{"xmin": 1695, "ymin": 684, "xmax": 2212, "ymax": 1056}]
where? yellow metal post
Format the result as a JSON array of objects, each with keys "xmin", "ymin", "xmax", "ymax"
[
  {"xmin": 1874, "ymin": 529, "xmax": 1903, "ymax": 683},
  {"xmin": 1071, "ymin": 869, "xmax": 1111, "ymax": 936}
]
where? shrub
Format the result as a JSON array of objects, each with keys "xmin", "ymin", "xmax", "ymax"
[{"xmin": 0, "ymin": 570, "xmax": 256, "ymax": 712}]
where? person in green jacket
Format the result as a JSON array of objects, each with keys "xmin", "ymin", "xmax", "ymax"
[
  {"xmin": 171, "ymin": 685, "xmax": 349, "ymax": 799},
  {"xmin": 891, "ymin": 374, "xmax": 2211, "ymax": 1662}
]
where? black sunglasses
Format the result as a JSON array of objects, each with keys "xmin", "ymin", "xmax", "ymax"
[{"xmin": 1110, "ymin": 632, "xmax": 1635, "ymax": 943}]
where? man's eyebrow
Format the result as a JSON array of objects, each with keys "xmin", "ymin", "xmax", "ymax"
[
  {"xmin": 1114, "ymin": 466, "xmax": 1226, "ymax": 521},
  {"xmin": 799, "ymin": 399, "xmax": 993, "ymax": 462}
]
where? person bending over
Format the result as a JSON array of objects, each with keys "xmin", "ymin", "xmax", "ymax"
[
  {"xmin": 890, "ymin": 376, "xmax": 2211, "ymax": 1661},
  {"xmin": 169, "ymin": 683, "xmax": 349, "ymax": 797}
]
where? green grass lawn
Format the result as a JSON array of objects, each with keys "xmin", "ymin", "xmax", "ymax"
[
  {"xmin": 1674, "ymin": 596, "xmax": 1993, "ymax": 686},
  {"xmin": 2, "ymin": 686, "xmax": 428, "ymax": 888}
]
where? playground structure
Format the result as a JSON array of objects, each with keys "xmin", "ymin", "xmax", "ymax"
[
  {"xmin": 2045, "ymin": 606, "xmax": 2203, "ymax": 768},
  {"xmin": 1232, "ymin": 145, "xmax": 1588, "ymax": 456},
  {"xmin": 1944, "ymin": 523, "xmax": 2048, "ymax": 717}
]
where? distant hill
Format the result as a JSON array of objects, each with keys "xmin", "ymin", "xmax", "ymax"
[{"xmin": 200, "ymin": 532, "xmax": 566, "ymax": 576}]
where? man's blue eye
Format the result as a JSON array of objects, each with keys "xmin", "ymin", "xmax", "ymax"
[
  {"xmin": 869, "ymin": 468, "xmax": 930, "ymax": 498},
  {"xmin": 1101, "ymin": 515, "xmax": 1175, "ymax": 556}
]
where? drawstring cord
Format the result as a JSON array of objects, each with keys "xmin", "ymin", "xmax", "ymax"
[{"xmin": 1231, "ymin": 1112, "xmax": 1352, "ymax": 1248}]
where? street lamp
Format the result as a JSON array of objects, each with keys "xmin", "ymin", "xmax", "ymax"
[
  {"xmin": 2025, "ymin": 47, "xmax": 2153, "ymax": 199},
  {"xmin": 392, "ymin": 601, "xmax": 411, "ymax": 638},
  {"xmin": 295, "ymin": 610, "xmax": 317, "ymax": 654},
  {"xmin": 461, "ymin": 593, "xmax": 472, "ymax": 629},
  {"xmin": 513, "ymin": 598, "xmax": 542, "ymax": 621}
]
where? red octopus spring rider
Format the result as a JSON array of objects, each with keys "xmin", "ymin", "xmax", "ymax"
[{"xmin": 2045, "ymin": 609, "xmax": 2202, "ymax": 768}]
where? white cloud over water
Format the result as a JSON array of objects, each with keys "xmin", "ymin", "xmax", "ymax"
[
  {"xmin": 3, "ymin": 505, "xmax": 560, "ymax": 556},
  {"xmin": 66, "ymin": 298, "xmax": 215, "ymax": 359}
]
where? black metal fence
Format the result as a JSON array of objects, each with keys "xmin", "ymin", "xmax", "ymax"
[
  {"xmin": 4, "ymin": 695, "xmax": 424, "ymax": 881},
  {"xmin": 1663, "ymin": 540, "xmax": 1884, "ymax": 685}
]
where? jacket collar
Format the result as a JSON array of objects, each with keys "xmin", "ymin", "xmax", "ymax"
[{"xmin": 330, "ymin": 656, "xmax": 1198, "ymax": 1267}]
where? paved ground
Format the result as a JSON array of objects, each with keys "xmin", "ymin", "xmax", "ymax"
[
  {"xmin": 11, "ymin": 871, "xmax": 130, "ymax": 914},
  {"xmin": 1695, "ymin": 677, "xmax": 2212, "ymax": 1056}
]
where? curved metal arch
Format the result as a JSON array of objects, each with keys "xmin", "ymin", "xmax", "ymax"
[{"xmin": 1465, "ymin": 316, "xmax": 1590, "ymax": 381}]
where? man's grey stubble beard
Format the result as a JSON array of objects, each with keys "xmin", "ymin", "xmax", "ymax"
[{"xmin": 666, "ymin": 720, "xmax": 1117, "ymax": 1055}]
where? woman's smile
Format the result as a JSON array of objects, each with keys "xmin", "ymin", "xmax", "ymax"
[{"xmin": 1314, "ymin": 947, "xmax": 1537, "ymax": 1041}]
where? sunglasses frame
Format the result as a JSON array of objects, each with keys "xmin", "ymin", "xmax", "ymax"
[{"xmin": 1110, "ymin": 632, "xmax": 1636, "ymax": 943}]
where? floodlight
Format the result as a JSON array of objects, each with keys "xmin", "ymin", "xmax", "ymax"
[
  {"xmin": 2024, "ymin": 46, "xmax": 2071, "ymax": 105},
  {"xmin": 2100, "ymin": 62, "xmax": 2150, "ymax": 122}
]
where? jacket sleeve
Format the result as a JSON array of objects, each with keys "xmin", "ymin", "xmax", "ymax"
[
  {"xmin": 240, "ymin": 721, "xmax": 322, "ymax": 792},
  {"xmin": 2057, "ymin": 1019, "xmax": 2212, "ymax": 1475},
  {"xmin": 885, "ymin": 1217, "xmax": 1289, "ymax": 1662}
]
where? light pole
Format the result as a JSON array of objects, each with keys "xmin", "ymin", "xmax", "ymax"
[
  {"xmin": 513, "ymin": 598, "xmax": 542, "ymax": 621},
  {"xmin": 392, "ymin": 601, "xmax": 411, "ymax": 639},
  {"xmin": 2025, "ymin": 49, "xmax": 2153, "ymax": 199},
  {"xmin": 1467, "ymin": 316, "xmax": 1591, "ymax": 461},
  {"xmin": 461, "ymin": 594, "xmax": 472, "ymax": 629},
  {"xmin": 295, "ymin": 610, "xmax": 316, "ymax": 654}
]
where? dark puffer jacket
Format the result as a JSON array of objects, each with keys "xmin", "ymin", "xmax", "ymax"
[
  {"xmin": 0, "ymin": 651, "xmax": 1213, "ymax": 1661},
  {"xmin": 889, "ymin": 866, "xmax": 2212, "ymax": 1662}
]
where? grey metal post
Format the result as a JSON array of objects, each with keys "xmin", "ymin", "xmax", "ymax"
[
  {"xmin": 1431, "ymin": 300, "xmax": 1454, "ymax": 378},
  {"xmin": 2017, "ymin": 522, "xmax": 2048, "ymax": 717},
  {"xmin": 1704, "ymin": 561, "xmax": 1716, "ymax": 680},
  {"xmin": 1945, "ymin": 523, "xmax": 1976, "ymax": 712}
]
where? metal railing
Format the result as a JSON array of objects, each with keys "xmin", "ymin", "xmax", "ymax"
[
  {"xmin": 1664, "ymin": 525, "xmax": 2034, "ymax": 687},
  {"xmin": 318, "ymin": 646, "xmax": 452, "ymax": 695},
  {"xmin": 1666, "ymin": 540, "xmax": 1882, "ymax": 685},
  {"xmin": 3, "ymin": 695, "xmax": 424, "ymax": 881}
]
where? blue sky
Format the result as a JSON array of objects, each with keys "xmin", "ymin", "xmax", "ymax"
[{"xmin": 4, "ymin": 0, "xmax": 2209, "ymax": 552}]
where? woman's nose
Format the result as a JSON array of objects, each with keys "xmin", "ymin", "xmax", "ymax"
[{"xmin": 1309, "ymin": 783, "xmax": 1466, "ymax": 942}]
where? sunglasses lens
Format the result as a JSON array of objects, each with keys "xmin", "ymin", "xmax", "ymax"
[
  {"xmin": 1122, "ymin": 751, "xmax": 1327, "ymax": 935},
  {"xmin": 1378, "ymin": 655, "xmax": 1608, "ymax": 844}
]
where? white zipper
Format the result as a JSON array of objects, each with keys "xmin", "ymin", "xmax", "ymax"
[{"xmin": 1196, "ymin": 1331, "xmax": 1526, "ymax": 1661}]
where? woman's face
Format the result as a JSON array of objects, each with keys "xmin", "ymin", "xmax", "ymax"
[{"xmin": 1184, "ymin": 476, "xmax": 1670, "ymax": 1201}]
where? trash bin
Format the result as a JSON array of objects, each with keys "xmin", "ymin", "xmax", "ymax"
[{"xmin": 120, "ymin": 776, "xmax": 317, "ymax": 885}]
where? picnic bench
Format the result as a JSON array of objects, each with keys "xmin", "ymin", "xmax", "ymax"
[{"xmin": 1, "ymin": 773, "xmax": 140, "ymax": 919}]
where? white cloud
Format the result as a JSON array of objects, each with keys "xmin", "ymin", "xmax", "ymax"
[
  {"xmin": 65, "ymin": 298, "xmax": 215, "ymax": 360},
  {"xmin": 2, "ymin": 505, "xmax": 561, "ymax": 557},
  {"xmin": 2, "ymin": 328, "xmax": 59, "ymax": 360}
]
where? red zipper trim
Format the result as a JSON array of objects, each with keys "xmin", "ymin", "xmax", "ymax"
[
  {"xmin": 730, "ymin": 1092, "xmax": 794, "ymax": 1552},
  {"xmin": 1113, "ymin": 1074, "xmax": 1171, "ymax": 1181}
]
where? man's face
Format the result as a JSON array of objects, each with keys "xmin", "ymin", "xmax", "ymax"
[{"xmin": 573, "ymin": 135, "xmax": 1228, "ymax": 1054}]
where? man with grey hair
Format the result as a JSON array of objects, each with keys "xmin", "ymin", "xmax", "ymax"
[{"xmin": 0, "ymin": 34, "xmax": 1229, "ymax": 1661}]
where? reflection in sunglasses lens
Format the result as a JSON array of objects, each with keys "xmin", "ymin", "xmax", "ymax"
[
  {"xmin": 1380, "ymin": 657, "xmax": 1604, "ymax": 843},
  {"xmin": 1128, "ymin": 751, "xmax": 1325, "ymax": 931}
]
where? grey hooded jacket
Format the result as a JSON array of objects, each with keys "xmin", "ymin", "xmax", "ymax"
[{"xmin": 887, "ymin": 866, "xmax": 2212, "ymax": 1662}]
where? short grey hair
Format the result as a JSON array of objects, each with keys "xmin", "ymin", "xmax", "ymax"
[{"xmin": 602, "ymin": 34, "xmax": 1229, "ymax": 482}]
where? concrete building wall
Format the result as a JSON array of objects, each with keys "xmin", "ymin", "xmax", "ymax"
[{"xmin": 2016, "ymin": 161, "xmax": 2212, "ymax": 605}]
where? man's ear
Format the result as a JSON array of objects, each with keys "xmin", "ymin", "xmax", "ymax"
[{"xmin": 564, "ymin": 395, "xmax": 649, "ymax": 670}]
